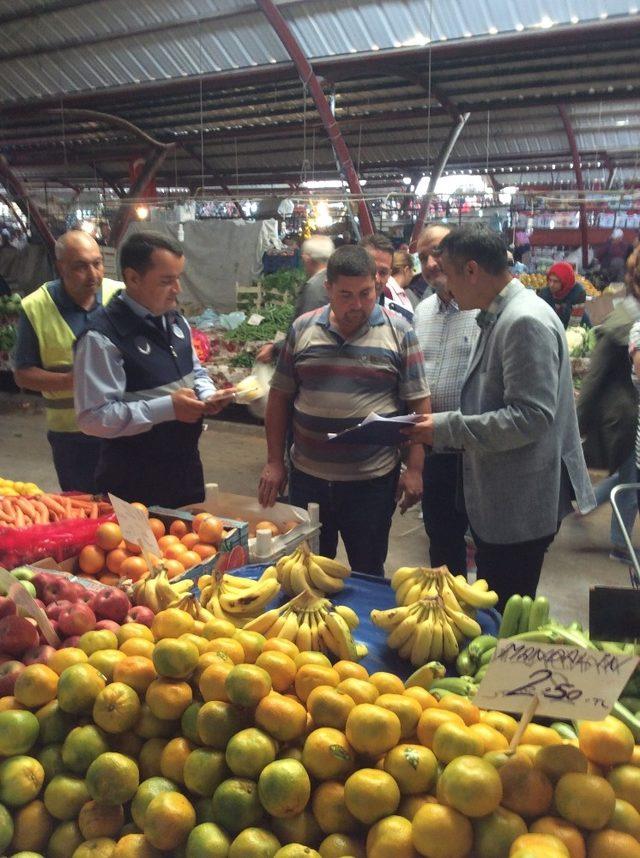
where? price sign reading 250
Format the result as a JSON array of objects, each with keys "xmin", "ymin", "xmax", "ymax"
[
  {"xmin": 473, "ymin": 640, "xmax": 638, "ymax": 720},
  {"xmin": 506, "ymin": 668, "xmax": 583, "ymax": 703}
]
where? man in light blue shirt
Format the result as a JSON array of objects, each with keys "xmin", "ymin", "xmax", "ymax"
[{"xmin": 414, "ymin": 224, "xmax": 479, "ymax": 573}]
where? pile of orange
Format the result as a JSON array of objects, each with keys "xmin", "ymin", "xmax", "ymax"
[
  {"xmin": 77, "ymin": 507, "xmax": 228, "ymax": 585},
  {"xmin": 0, "ymin": 606, "xmax": 638, "ymax": 857}
]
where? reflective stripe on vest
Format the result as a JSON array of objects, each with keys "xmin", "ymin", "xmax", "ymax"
[{"xmin": 21, "ymin": 279, "xmax": 122, "ymax": 432}]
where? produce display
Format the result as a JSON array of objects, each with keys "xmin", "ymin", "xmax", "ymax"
[
  {"xmin": 565, "ymin": 325, "xmax": 596, "ymax": 359},
  {"xmin": 276, "ymin": 544, "xmax": 351, "ymax": 596},
  {"xmin": 0, "ymin": 293, "xmax": 21, "ymax": 361},
  {"xmin": 0, "ymin": 492, "xmax": 112, "ymax": 528},
  {"xmin": 520, "ymin": 272, "xmax": 598, "ymax": 297},
  {"xmin": 0, "ymin": 477, "xmax": 45, "ymax": 499}
]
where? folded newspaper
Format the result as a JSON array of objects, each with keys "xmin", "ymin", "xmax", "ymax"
[{"xmin": 326, "ymin": 412, "xmax": 422, "ymax": 445}]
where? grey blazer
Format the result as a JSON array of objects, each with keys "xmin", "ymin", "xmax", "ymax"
[{"xmin": 432, "ymin": 280, "xmax": 595, "ymax": 544}]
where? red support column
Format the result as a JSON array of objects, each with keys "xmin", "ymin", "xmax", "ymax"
[
  {"xmin": 110, "ymin": 145, "xmax": 175, "ymax": 246},
  {"xmin": 558, "ymin": 105, "xmax": 589, "ymax": 270},
  {"xmin": 0, "ymin": 155, "xmax": 56, "ymax": 261},
  {"xmin": 254, "ymin": 0, "xmax": 374, "ymax": 236}
]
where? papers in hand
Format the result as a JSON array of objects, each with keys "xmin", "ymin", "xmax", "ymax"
[{"xmin": 326, "ymin": 412, "xmax": 421, "ymax": 445}]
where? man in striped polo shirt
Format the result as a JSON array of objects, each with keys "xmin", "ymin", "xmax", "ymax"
[{"xmin": 258, "ymin": 245, "xmax": 431, "ymax": 576}]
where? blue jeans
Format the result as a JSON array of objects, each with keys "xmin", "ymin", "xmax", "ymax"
[
  {"xmin": 593, "ymin": 454, "xmax": 638, "ymax": 548},
  {"xmin": 47, "ymin": 431, "xmax": 102, "ymax": 494},
  {"xmin": 289, "ymin": 465, "xmax": 400, "ymax": 576}
]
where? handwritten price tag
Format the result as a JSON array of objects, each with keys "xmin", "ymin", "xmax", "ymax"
[
  {"xmin": 108, "ymin": 494, "xmax": 160, "ymax": 557},
  {"xmin": 474, "ymin": 640, "xmax": 639, "ymax": 721}
]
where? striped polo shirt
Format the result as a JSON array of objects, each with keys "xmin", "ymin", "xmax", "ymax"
[{"xmin": 271, "ymin": 303, "xmax": 430, "ymax": 481}]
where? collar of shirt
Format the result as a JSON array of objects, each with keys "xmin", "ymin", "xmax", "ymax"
[
  {"xmin": 53, "ymin": 278, "xmax": 105, "ymax": 312},
  {"xmin": 316, "ymin": 302, "xmax": 385, "ymax": 330},
  {"xmin": 477, "ymin": 278, "xmax": 519, "ymax": 327},
  {"xmin": 119, "ymin": 291, "xmax": 164, "ymax": 321},
  {"xmin": 437, "ymin": 295, "xmax": 460, "ymax": 314}
]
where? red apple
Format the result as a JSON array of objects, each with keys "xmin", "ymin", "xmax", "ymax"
[
  {"xmin": 58, "ymin": 603, "xmax": 96, "ymax": 637},
  {"xmin": 90, "ymin": 588, "xmax": 131, "ymax": 624},
  {"xmin": 94, "ymin": 619, "xmax": 120, "ymax": 633},
  {"xmin": 59, "ymin": 635, "xmax": 80, "ymax": 648},
  {"xmin": 126, "ymin": 606, "xmax": 155, "ymax": 627},
  {"xmin": 23, "ymin": 644, "xmax": 57, "ymax": 665},
  {"xmin": 0, "ymin": 660, "xmax": 24, "ymax": 695},
  {"xmin": 0, "ymin": 597, "xmax": 17, "ymax": 620},
  {"xmin": 45, "ymin": 600, "xmax": 71, "ymax": 621},
  {"xmin": 33, "ymin": 572, "xmax": 55, "ymax": 600},
  {"xmin": 0, "ymin": 615, "xmax": 39, "ymax": 656},
  {"xmin": 43, "ymin": 577, "xmax": 74, "ymax": 605}
]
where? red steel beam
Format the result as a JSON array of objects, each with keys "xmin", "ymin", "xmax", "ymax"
[
  {"xmin": 254, "ymin": 0, "xmax": 374, "ymax": 236},
  {"xmin": 0, "ymin": 155, "xmax": 56, "ymax": 260},
  {"xmin": 557, "ymin": 105, "xmax": 589, "ymax": 269},
  {"xmin": 110, "ymin": 146, "xmax": 175, "ymax": 247}
]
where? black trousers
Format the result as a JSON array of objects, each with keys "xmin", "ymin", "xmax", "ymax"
[
  {"xmin": 421, "ymin": 452, "xmax": 468, "ymax": 574},
  {"xmin": 47, "ymin": 431, "xmax": 102, "ymax": 494},
  {"xmin": 289, "ymin": 465, "xmax": 400, "ymax": 576},
  {"xmin": 471, "ymin": 527, "xmax": 557, "ymax": 611}
]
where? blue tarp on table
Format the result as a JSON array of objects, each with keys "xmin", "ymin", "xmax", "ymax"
[{"xmin": 211, "ymin": 564, "xmax": 500, "ymax": 681}]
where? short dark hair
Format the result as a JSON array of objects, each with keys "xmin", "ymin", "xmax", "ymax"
[
  {"xmin": 119, "ymin": 231, "xmax": 183, "ymax": 275},
  {"xmin": 326, "ymin": 245, "xmax": 376, "ymax": 283},
  {"xmin": 437, "ymin": 224, "xmax": 508, "ymax": 276},
  {"xmin": 359, "ymin": 233, "xmax": 395, "ymax": 258}
]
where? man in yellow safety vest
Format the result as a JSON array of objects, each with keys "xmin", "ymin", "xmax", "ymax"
[{"xmin": 13, "ymin": 230, "xmax": 122, "ymax": 492}]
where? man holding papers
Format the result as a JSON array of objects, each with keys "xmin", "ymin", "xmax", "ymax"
[{"xmin": 258, "ymin": 245, "xmax": 431, "ymax": 576}]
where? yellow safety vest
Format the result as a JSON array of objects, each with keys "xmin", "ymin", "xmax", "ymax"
[{"xmin": 21, "ymin": 279, "xmax": 122, "ymax": 432}]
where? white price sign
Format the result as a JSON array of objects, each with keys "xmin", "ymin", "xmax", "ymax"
[
  {"xmin": 474, "ymin": 639, "xmax": 638, "ymax": 721},
  {"xmin": 0, "ymin": 568, "xmax": 59, "ymax": 646},
  {"xmin": 247, "ymin": 314, "xmax": 265, "ymax": 327},
  {"xmin": 108, "ymin": 494, "xmax": 160, "ymax": 557}
]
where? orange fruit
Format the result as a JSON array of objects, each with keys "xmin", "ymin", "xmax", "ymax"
[
  {"xmin": 199, "ymin": 661, "xmax": 234, "ymax": 702},
  {"xmin": 366, "ymin": 814, "xmax": 415, "ymax": 858},
  {"xmin": 106, "ymin": 548, "xmax": 129, "ymax": 575},
  {"xmin": 554, "ymin": 772, "xmax": 616, "ymax": 830},
  {"xmin": 78, "ymin": 544, "xmax": 106, "ymax": 575},
  {"xmin": 469, "ymin": 722, "xmax": 509, "ymax": 753},
  {"xmin": 211, "ymin": 777, "xmax": 264, "ymax": 835},
  {"xmin": 587, "ymin": 828, "xmax": 640, "ymax": 857},
  {"xmin": 257, "ymin": 758, "xmax": 311, "ymax": 818},
  {"xmin": 397, "ymin": 794, "xmax": 438, "ymax": 821},
  {"xmin": 610, "ymin": 797, "xmax": 640, "ymax": 840},
  {"xmin": 197, "ymin": 700, "xmax": 251, "ymax": 749},
  {"xmin": 119, "ymin": 555, "xmax": 148, "ymax": 582},
  {"xmin": 437, "ymin": 754, "xmax": 502, "ymax": 817},
  {"xmin": 92, "ymin": 682, "xmax": 141, "ymax": 734},
  {"xmin": 152, "ymin": 638, "xmax": 199, "ymax": 680},
  {"xmin": 306, "ymin": 685, "xmax": 355, "ymax": 730},
  {"xmin": 183, "ymin": 823, "xmax": 230, "ymax": 856},
  {"xmin": 152, "ymin": 606, "xmax": 195, "ymax": 639},
  {"xmin": 147, "ymin": 517, "xmax": 165, "ymax": 539},
  {"xmin": 205, "ymin": 636, "xmax": 245, "ymax": 664},
  {"xmin": 302, "ymin": 727, "xmax": 355, "ymax": 780},
  {"xmin": 163, "ymin": 542, "xmax": 188, "ymax": 562},
  {"xmin": 472, "ymin": 806, "xmax": 528, "ymax": 858},
  {"xmin": 57, "ymin": 663, "xmax": 106, "ymax": 714},
  {"xmin": 332, "ymin": 660, "xmax": 369, "ymax": 682},
  {"xmin": 158, "ymin": 534, "xmax": 180, "ymax": 552},
  {"xmin": 117, "ymin": 622, "xmax": 154, "ymax": 645},
  {"xmin": 78, "ymin": 800, "xmax": 124, "ymax": 840},
  {"xmin": 293, "ymin": 651, "xmax": 332, "ymax": 670},
  {"xmin": 225, "ymin": 664, "xmax": 272, "ymax": 708},
  {"xmin": 113, "ymin": 833, "xmax": 163, "ymax": 857},
  {"xmin": 375, "ymin": 692, "xmax": 422, "ymax": 740},
  {"xmin": 134, "ymin": 702, "xmax": 176, "ymax": 740},
  {"xmin": 198, "ymin": 516, "xmax": 224, "ymax": 545},
  {"xmin": 112, "ymin": 656, "xmax": 157, "ymax": 696},
  {"xmin": 530, "ymin": 816, "xmax": 586, "ymax": 858},
  {"xmin": 432, "ymin": 721, "xmax": 485, "ymax": 764},
  {"xmin": 345, "ymin": 702, "xmax": 401, "ymax": 757},
  {"xmin": 403, "ymin": 686, "xmax": 438, "ymax": 710},
  {"xmin": 384, "ymin": 743, "xmax": 438, "ymax": 795},
  {"xmin": 192, "ymin": 512, "xmax": 213, "ymax": 534},
  {"xmin": 181, "ymin": 531, "xmax": 200, "ymax": 549},
  {"xmin": 312, "ymin": 781, "xmax": 360, "ymax": 835},
  {"xmin": 369, "ymin": 671, "xmax": 404, "ymax": 694},
  {"xmin": 499, "ymin": 755, "xmax": 553, "ymax": 819},
  {"xmin": 201, "ymin": 618, "xmax": 237, "ymax": 640},
  {"xmin": 131, "ymin": 775, "xmax": 177, "ymax": 829},
  {"xmin": 143, "ymin": 791, "xmax": 195, "ymax": 850},
  {"xmin": 438, "ymin": 693, "xmax": 480, "ymax": 725},
  {"xmin": 9, "ymin": 797, "xmax": 53, "ymax": 853},
  {"xmin": 61, "ymin": 724, "xmax": 110, "ymax": 773},
  {"xmin": 479, "ymin": 709, "xmax": 519, "ymax": 741},
  {"xmin": 534, "ymin": 743, "xmax": 588, "ymax": 783},
  {"xmin": 254, "ymin": 692, "xmax": 308, "ymax": 742},
  {"xmin": 520, "ymin": 723, "xmax": 563, "ymax": 747},
  {"xmin": 98, "ymin": 572, "xmax": 120, "ymax": 587},
  {"xmin": 295, "ymin": 664, "xmax": 340, "ymax": 703},
  {"xmin": 0, "ymin": 755, "xmax": 44, "ymax": 807},
  {"xmin": 510, "ymin": 832, "xmax": 571, "ymax": 857},
  {"xmin": 225, "ymin": 727, "xmax": 277, "ymax": 779},
  {"xmin": 95, "ymin": 522, "xmax": 124, "ymax": 552},
  {"xmin": 412, "ymin": 802, "xmax": 473, "ymax": 858},
  {"xmin": 343, "ymin": 768, "xmax": 400, "ymax": 825},
  {"xmin": 160, "ymin": 736, "xmax": 194, "ymax": 784},
  {"xmin": 88, "ymin": 648, "xmax": 126, "ymax": 681},
  {"xmin": 192, "ymin": 543, "xmax": 217, "ymax": 560},
  {"xmin": 120, "ymin": 638, "xmax": 155, "ymax": 659},
  {"xmin": 608, "ymin": 764, "xmax": 640, "ymax": 812},
  {"xmin": 181, "ymin": 550, "xmax": 201, "ymax": 570},
  {"xmin": 580, "ymin": 716, "xmax": 635, "ymax": 767},
  {"xmin": 86, "ymin": 752, "xmax": 139, "ymax": 805},
  {"xmin": 262, "ymin": 638, "xmax": 299, "ymax": 659},
  {"xmin": 47, "ymin": 647, "xmax": 88, "ymax": 675},
  {"xmin": 232, "ymin": 630, "xmax": 265, "ymax": 664},
  {"xmin": 416, "ymin": 707, "xmax": 465, "ymax": 748},
  {"xmin": 146, "ymin": 678, "xmax": 193, "ymax": 720},
  {"xmin": 169, "ymin": 519, "xmax": 189, "ymax": 538},
  {"xmin": 14, "ymin": 663, "xmax": 59, "ymax": 708},
  {"xmin": 255, "ymin": 651, "xmax": 297, "ymax": 692},
  {"xmin": 162, "ymin": 558, "xmax": 185, "ymax": 579},
  {"xmin": 335, "ymin": 677, "xmax": 378, "ymax": 705}
]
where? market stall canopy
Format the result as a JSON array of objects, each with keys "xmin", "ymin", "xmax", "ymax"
[{"xmin": 0, "ymin": 0, "xmax": 639, "ymax": 196}]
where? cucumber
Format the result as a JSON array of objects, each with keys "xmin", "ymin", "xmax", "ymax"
[
  {"xmin": 474, "ymin": 664, "xmax": 489, "ymax": 683},
  {"xmin": 517, "ymin": 596, "xmax": 533, "ymax": 634},
  {"xmin": 528, "ymin": 596, "xmax": 550, "ymax": 632},
  {"xmin": 550, "ymin": 721, "xmax": 578, "ymax": 741},
  {"xmin": 456, "ymin": 649, "xmax": 475, "ymax": 677},
  {"xmin": 498, "ymin": 594, "xmax": 522, "ymax": 638},
  {"xmin": 479, "ymin": 646, "xmax": 496, "ymax": 667},
  {"xmin": 468, "ymin": 634, "xmax": 498, "ymax": 660},
  {"xmin": 428, "ymin": 676, "xmax": 477, "ymax": 697}
]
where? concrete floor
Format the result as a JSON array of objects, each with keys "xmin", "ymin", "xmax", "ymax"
[{"xmin": 1, "ymin": 390, "xmax": 636, "ymax": 628}]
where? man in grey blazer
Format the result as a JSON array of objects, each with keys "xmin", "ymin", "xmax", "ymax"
[{"xmin": 404, "ymin": 224, "xmax": 595, "ymax": 607}]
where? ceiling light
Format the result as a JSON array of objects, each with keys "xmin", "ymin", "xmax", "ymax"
[
  {"xmin": 617, "ymin": 118, "xmax": 630, "ymax": 126},
  {"xmin": 515, "ymin": 22, "xmax": 524, "ymax": 31},
  {"xmin": 538, "ymin": 15, "xmax": 554, "ymax": 28},
  {"xmin": 489, "ymin": 26, "xmax": 498, "ymax": 34},
  {"xmin": 600, "ymin": 11, "xmax": 608, "ymax": 18},
  {"xmin": 570, "ymin": 15, "xmax": 579, "ymax": 23},
  {"xmin": 402, "ymin": 176, "xmax": 412, "ymax": 185},
  {"xmin": 135, "ymin": 205, "xmax": 149, "ymax": 220}
]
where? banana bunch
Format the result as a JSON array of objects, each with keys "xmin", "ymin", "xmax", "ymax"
[
  {"xmin": 276, "ymin": 542, "xmax": 350, "ymax": 596},
  {"xmin": 244, "ymin": 590, "xmax": 367, "ymax": 662},
  {"xmin": 132, "ymin": 568, "xmax": 193, "ymax": 613},
  {"xmin": 199, "ymin": 568, "xmax": 280, "ymax": 627},
  {"xmin": 392, "ymin": 565, "xmax": 498, "ymax": 612},
  {"xmin": 171, "ymin": 593, "xmax": 215, "ymax": 623},
  {"xmin": 371, "ymin": 595, "xmax": 482, "ymax": 666}
]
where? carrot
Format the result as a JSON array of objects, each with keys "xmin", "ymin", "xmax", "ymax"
[
  {"xmin": 2, "ymin": 498, "xmax": 15, "ymax": 517},
  {"xmin": 14, "ymin": 506, "xmax": 24, "ymax": 528},
  {"xmin": 68, "ymin": 498, "xmax": 95, "ymax": 512},
  {"xmin": 15, "ymin": 498, "xmax": 38, "ymax": 521},
  {"xmin": 40, "ymin": 495, "xmax": 66, "ymax": 518},
  {"xmin": 89, "ymin": 502, "xmax": 98, "ymax": 519},
  {"xmin": 33, "ymin": 500, "xmax": 50, "ymax": 524}
]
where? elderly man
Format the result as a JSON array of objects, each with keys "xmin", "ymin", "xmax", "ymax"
[
  {"xmin": 404, "ymin": 224, "xmax": 595, "ymax": 606},
  {"xmin": 74, "ymin": 231, "xmax": 232, "ymax": 508},
  {"xmin": 13, "ymin": 230, "xmax": 123, "ymax": 492},
  {"xmin": 256, "ymin": 234, "xmax": 334, "ymax": 364},
  {"xmin": 414, "ymin": 223, "xmax": 479, "ymax": 574},
  {"xmin": 258, "ymin": 245, "xmax": 431, "ymax": 576}
]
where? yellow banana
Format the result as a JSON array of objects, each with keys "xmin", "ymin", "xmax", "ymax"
[
  {"xmin": 370, "ymin": 605, "xmax": 412, "ymax": 630},
  {"xmin": 306, "ymin": 558, "xmax": 345, "ymax": 595},
  {"xmin": 218, "ymin": 578, "xmax": 280, "ymax": 614},
  {"xmin": 395, "ymin": 574, "xmax": 423, "ymax": 606},
  {"xmin": 387, "ymin": 608, "xmax": 420, "ymax": 650},
  {"xmin": 289, "ymin": 560, "xmax": 310, "ymax": 595},
  {"xmin": 278, "ymin": 610, "xmax": 301, "ymax": 642},
  {"xmin": 410, "ymin": 609, "xmax": 435, "ymax": 667},
  {"xmin": 448, "ymin": 574, "xmax": 499, "ymax": 610},
  {"xmin": 324, "ymin": 611, "xmax": 358, "ymax": 660},
  {"xmin": 442, "ymin": 617, "xmax": 460, "ymax": 661},
  {"xmin": 334, "ymin": 604, "xmax": 359, "ymax": 630},
  {"xmin": 259, "ymin": 565, "xmax": 279, "ymax": 582},
  {"xmin": 295, "ymin": 615, "xmax": 312, "ymax": 651},
  {"xmin": 309, "ymin": 553, "xmax": 351, "ymax": 580},
  {"xmin": 443, "ymin": 604, "xmax": 482, "ymax": 639},
  {"xmin": 391, "ymin": 566, "xmax": 423, "ymax": 591},
  {"xmin": 430, "ymin": 617, "xmax": 444, "ymax": 661}
]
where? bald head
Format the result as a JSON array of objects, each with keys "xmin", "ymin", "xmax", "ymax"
[
  {"xmin": 55, "ymin": 230, "xmax": 104, "ymax": 307},
  {"xmin": 416, "ymin": 223, "xmax": 451, "ymax": 298}
]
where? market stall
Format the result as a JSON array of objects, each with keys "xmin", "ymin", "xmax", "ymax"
[{"xmin": 0, "ymin": 479, "xmax": 638, "ymax": 857}]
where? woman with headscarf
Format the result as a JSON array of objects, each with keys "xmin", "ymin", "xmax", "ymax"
[{"xmin": 538, "ymin": 261, "xmax": 586, "ymax": 328}]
